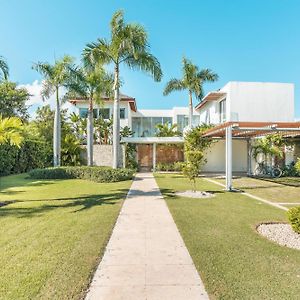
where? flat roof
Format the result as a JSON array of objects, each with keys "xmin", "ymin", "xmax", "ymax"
[
  {"xmin": 121, "ymin": 137, "xmax": 184, "ymax": 144},
  {"xmin": 195, "ymin": 92, "xmax": 226, "ymax": 110},
  {"xmin": 202, "ymin": 121, "xmax": 300, "ymax": 138}
]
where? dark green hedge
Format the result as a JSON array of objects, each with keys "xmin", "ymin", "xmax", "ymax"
[
  {"xmin": 28, "ymin": 166, "xmax": 135, "ymax": 183},
  {"xmin": 287, "ymin": 207, "xmax": 300, "ymax": 234},
  {"xmin": 0, "ymin": 140, "xmax": 51, "ymax": 176}
]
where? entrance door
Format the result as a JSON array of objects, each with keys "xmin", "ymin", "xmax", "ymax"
[{"xmin": 137, "ymin": 144, "xmax": 153, "ymax": 171}]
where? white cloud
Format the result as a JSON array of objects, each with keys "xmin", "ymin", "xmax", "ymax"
[{"xmin": 18, "ymin": 80, "xmax": 76, "ymax": 119}]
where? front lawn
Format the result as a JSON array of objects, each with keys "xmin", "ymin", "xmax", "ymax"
[
  {"xmin": 0, "ymin": 173, "xmax": 131, "ymax": 300},
  {"xmin": 214, "ymin": 176, "xmax": 300, "ymax": 203},
  {"xmin": 155, "ymin": 173, "xmax": 300, "ymax": 299}
]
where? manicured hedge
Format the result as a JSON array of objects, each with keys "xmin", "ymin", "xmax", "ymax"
[
  {"xmin": 28, "ymin": 166, "xmax": 135, "ymax": 183},
  {"xmin": 287, "ymin": 207, "xmax": 300, "ymax": 234},
  {"xmin": 156, "ymin": 162, "xmax": 184, "ymax": 172}
]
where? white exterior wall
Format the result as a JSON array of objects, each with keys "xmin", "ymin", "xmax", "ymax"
[
  {"xmin": 202, "ymin": 140, "xmax": 248, "ymax": 172},
  {"xmin": 227, "ymin": 82, "xmax": 294, "ymax": 122}
]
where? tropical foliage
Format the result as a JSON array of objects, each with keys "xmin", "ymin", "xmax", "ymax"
[
  {"xmin": 155, "ymin": 123, "xmax": 181, "ymax": 137},
  {"xmin": 83, "ymin": 10, "xmax": 162, "ymax": 168},
  {"xmin": 183, "ymin": 125, "xmax": 213, "ymax": 191},
  {"xmin": 0, "ymin": 81, "xmax": 30, "ymax": 120},
  {"xmin": 66, "ymin": 64, "xmax": 113, "ymax": 165},
  {"xmin": 33, "ymin": 55, "xmax": 74, "ymax": 167},
  {"xmin": 0, "ymin": 56, "xmax": 9, "ymax": 80},
  {"xmin": 252, "ymin": 134, "xmax": 286, "ymax": 163},
  {"xmin": 0, "ymin": 115, "xmax": 23, "ymax": 147},
  {"xmin": 164, "ymin": 57, "xmax": 218, "ymax": 128}
]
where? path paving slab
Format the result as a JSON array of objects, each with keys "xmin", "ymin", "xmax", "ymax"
[{"xmin": 85, "ymin": 173, "xmax": 209, "ymax": 300}]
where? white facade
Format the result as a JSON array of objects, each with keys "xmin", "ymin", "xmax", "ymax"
[{"xmin": 70, "ymin": 81, "xmax": 295, "ymax": 172}]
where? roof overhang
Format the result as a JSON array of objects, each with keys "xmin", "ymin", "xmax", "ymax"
[
  {"xmin": 69, "ymin": 96, "xmax": 137, "ymax": 112},
  {"xmin": 195, "ymin": 92, "xmax": 226, "ymax": 110},
  {"xmin": 202, "ymin": 121, "xmax": 300, "ymax": 139},
  {"xmin": 121, "ymin": 137, "xmax": 184, "ymax": 144}
]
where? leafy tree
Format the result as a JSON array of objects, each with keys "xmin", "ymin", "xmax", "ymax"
[
  {"xmin": 252, "ymin": 134, "xmax": 286, "ymax": 163},
  {"xmin": 164, "ymin": 57, "xmax": 218, "ymax": 128},
  {"xmin": 0, "ymin": 81, "xmax": 30, "ymax": 120},
  {"xmin": 155, "ymin": 123, "xmax": 181, "ymax": 137},
  {"xmin": 66, "ymin": 64, "xmax": 113, "ymax": 165},
  {"xmin": 32, "ymin": 55, "xmax": 74, "ymax": 167},
  {"xmin": 183, "ymin": 125, "xmax": 212, "ymax": 191},
  {"xmin": 61, "ymin": 133, "xmax": 82, "ymax": 166},
  {"xmin": 0, "ymin": 115, "xmax": 23, "ymax": 147},
  {"xmin": 94, "ymin": 118, "xmax": 112, "ymax": 145},
  {"xmin": 0, "ymin": 56, "xmax": 9, "ymax": 80},
  {"xmin": 83, "ymin": 10, "xmax": 162, "ymax": 168}
]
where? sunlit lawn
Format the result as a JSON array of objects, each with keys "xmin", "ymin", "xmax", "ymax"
[
  {"xmin": 214, "ymin": 176, "xmax": 300, "ymax": 204},
  {"xmin": 155, "ymin": 173, "xmax": 300, "ymax": 300},
  {"xmin": 0, "ymin": 174, "xmax": 131, "ymax": 300}
]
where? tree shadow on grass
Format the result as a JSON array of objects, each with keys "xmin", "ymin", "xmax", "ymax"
[
  {"xmin": 160, "ymin": 188, "xmax": 225, "ymax": 200},
  {"xmin": 0, "ymin": 190, "xmax": 129, "ymax": 218}
]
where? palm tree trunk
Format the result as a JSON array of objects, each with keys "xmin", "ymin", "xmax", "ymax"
[
  {"xmin": 112, "ymin": 64, "xmax": 120, "ymax": 169},
  {"xmin": 87, "ymin": 98, "xmax": 94, "ymax": 166},
  {"xmin": 53, "ymin": 87, "xmax": 61, "ymax": 167},
  {"xmin": 188, "ymin": 90, "xmax": 193, "ymax": 128}
]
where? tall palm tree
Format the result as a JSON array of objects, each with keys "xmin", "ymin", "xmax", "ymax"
[
  {"xmin": 0, "ymin": 56, "xmax": 9, "ymax": 80},
  {"xmin": 32, "ymin": 55, "xmax": 73, "ymax": 167},
  {"xmin": 83, "ymin": 10, "xmax": 162, "ymax": 168},
  {"xmin": 66, "ymin": 65, "xmax": 113, "ymax": 165},
  {"xmin": 164, "ymin": 57, "xmax": 218, "ymax": 128},
  {"xmin": 0, "ymin": 115, "xmax": 23, "ymax": 147}
]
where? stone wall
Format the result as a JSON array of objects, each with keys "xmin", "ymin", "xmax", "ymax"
[{"xmin": 82, "ymin": 145, "xmax": 124, "ymax": 167}]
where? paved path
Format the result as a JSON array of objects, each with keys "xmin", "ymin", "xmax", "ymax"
[{"xmin": 85, "ymin": 173, "xmax": 209, "ymax": 300}]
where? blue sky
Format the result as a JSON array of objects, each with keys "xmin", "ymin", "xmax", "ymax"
[{"xmin": 1, "ymin": 0, "xmax": 300, "ymax": 117}]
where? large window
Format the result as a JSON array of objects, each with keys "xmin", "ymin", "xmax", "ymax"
[
  {"xmin": 132, "ymin": 117, "xmax": 173, "ymax": 137},
  {"xmin": 79, "ymin": 108, "xmax": 88, "ymax": 118},
  {"xmin": 219, "ymin": 99, "xmax": 226, "ymax": 123},
  {"xmin": 99, "ymin": 108, "xmax": 110, "ymax": 119}
]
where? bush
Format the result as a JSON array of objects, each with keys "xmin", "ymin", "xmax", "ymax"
[
  {"xmin": 282, "ymin": 162, "xmax": 299, "ymax": 177},
  {"xmin": 156, "ymin": 162, "xmax": 184, "ymax": 172},
  {"xmin": 295, "ymin": 158, "xmax": 300, "ymax": 175},
  {"xmin": 287, "ymin": 207, "xmax": 300, "ymax": 234},
  {"xmin": 0, "ymin": 140, "xmax": 51, "ymax": 176},
  {"xmin": 28, "ymin": 166, "xmax": 135, "ymax": 183}
]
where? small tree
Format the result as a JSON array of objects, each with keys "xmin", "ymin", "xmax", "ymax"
[
  {"xmin": 183, "ymin": 125, "xmax": 212, "ymax": 191},
  {"xmin": 0, "ymin": 115, "xmax": 23, "ymax": 147}
]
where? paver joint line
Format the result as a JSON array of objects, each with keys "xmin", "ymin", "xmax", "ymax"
[{"xmin": 85, "ymin": 172, "xmax": 209, "ymax": 300}]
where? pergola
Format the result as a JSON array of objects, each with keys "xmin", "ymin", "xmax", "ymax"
[{"xmin": 202, "ymin": 121, "xmax": 300, "ymax": 191}]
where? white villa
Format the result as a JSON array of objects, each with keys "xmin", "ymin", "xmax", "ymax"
[{"xmin": 69, "ymin": 81, "xmax": 298, "ymax": 174}]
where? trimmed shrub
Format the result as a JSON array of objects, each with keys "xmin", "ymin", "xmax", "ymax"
[
  {"xmin": 28, "ymin": 166, "xmax": 135, "ymax": 183},
  {"xmin": 156, "ymin": 162, "xmax": 184, "ymax": 172},
  {"xmin": 287, "ymin": 207, "xmax": 300, "ymax": 234}
]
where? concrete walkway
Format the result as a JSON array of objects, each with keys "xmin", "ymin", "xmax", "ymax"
[{"xmin": 85, "ymin": 173, "xmax": 209, "ymax": 300}]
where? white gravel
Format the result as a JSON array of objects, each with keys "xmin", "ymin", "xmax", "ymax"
[
  {"xmin": 175, "ymin": 190, "xmax": 215, "ymax": 199},
  {"xmin": 257, "ymin": 223, "xmax": 300, "ymax": 250}
]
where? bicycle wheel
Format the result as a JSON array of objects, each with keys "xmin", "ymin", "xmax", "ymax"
[{"xmin": 273, "ymin": 167, "xmax": 282, "ymax": 178}]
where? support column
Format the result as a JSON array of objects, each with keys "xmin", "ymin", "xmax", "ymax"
[
  {"xmin": 247, "ymin": 139, "xmax": 252, "ymax": 176},
  {"xmin": 153, "ymin": 143, "xmax": 157, "ymax": 172},
  {"xmin": 225, "ymin": 126, "xmax": 233, "ymax": 191}
]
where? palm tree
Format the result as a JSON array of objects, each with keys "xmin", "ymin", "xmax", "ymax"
[
  {"xmin": 0, "ymin": 56, "xmax": 9, "ymax": 80},
  {"xmin": 155, "ymin": 123, "xmax": 181, "ymax": 137},
  {"xmin": 32, "ymin": 55, "xmax": 73, "ymax": 167},
  {"xmin": 66, "ymin": 65, "xmax": 113, "ymax": 165},
  {"xmin": 0, "ymin": 115, "xmax": 23, "ymax": 147},
  {"xmin": 83, "ymin": 10, "xmax": 163, "ymax": 168},
  {"xmin": 164, "ymin": 57, "xmax": 218, "ymax": 128}
]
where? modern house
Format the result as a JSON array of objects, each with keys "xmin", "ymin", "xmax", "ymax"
[{"xmin": 69, "ymin": 81, "xmax": 297, "ymax": 172}]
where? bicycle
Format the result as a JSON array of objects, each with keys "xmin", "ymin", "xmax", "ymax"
[{"xmin": 254, "ymin": 161, "xmax": 282, "ymax": 178}]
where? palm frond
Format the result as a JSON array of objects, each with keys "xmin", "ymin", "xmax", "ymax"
[{"xmin": 163, "ymin": 78, "xmax": 185, "ymax": 96}]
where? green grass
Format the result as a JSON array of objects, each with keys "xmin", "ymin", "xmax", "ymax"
[
  {"xmin": 262, "ymin": 176, "xmax": 300, "ymax": 187},
  {"xmin": 155, "ymin": 173, "xmax": 300, "ymax": 300},
  {"xmin": 214, "ymin": 176, "xmax": 300, "ymax": 203},
  {"xmin": 0, "ymin": 173, "xmax": 131, "ymax": 300}
]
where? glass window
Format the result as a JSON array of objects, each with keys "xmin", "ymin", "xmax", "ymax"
[
  {"xmin": 162, "ymin": 117, "xmax": 172, "ymax": 125},
  {"xmin": 219, "ymin": 99, "xmax": 226, "ymax": 123},
  {"xmin": 152, "ymin": 117, "xmax": 163, "ymax": 135},
  {"xmin": 177, "ymin": 115, "xmax": 189, "ymax": 132},
  {"xmin": 79, "ymin": 108, "xmax": 88, "ymax": 118},
  {"xmin": 120, "ymin": 108, "xmax": 126, "ymax": 119},
  {"xmin": 132, "ymin": 117, "xmax": 142, "ymax": 137},
  {"xmin": 192, "ymin": 115, "xmax": 200, "ymax": 127},
  {"xmin": 141, "ymin": 117, "xmax": 151, "ymax": 137},
  {"xmin": 99, "ymin": 108, "xmax": 110, "ymax": 119}
]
